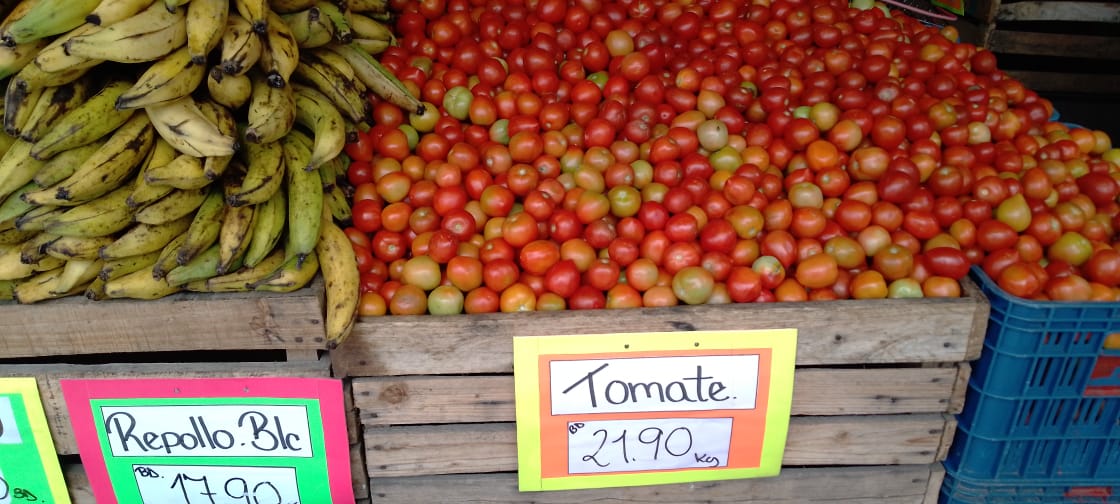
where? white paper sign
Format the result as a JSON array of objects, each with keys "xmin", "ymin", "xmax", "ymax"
[
  {"xmin": 0, "ymin": 397, "xmax": 21, "ymax": 444},
  {"xmin": 567, "ymin": 418, "xmax": 733, "ymax": 474},
  {"xmin": 132, "ymin": 464, "xmax": 299, "ymax": 504},
  {"xmin": 99, "ymin": 405, "xmax": 313, "ymax": 458},
  {"xmin": 550, "ymin": 355, "xmax": 760, "ymax": 415}
]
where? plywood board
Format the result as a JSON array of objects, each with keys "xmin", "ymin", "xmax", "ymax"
[
  {"xmin": 997, "ymin": 1, "xmax": 1120, "ymax": 22},
  {"xmin": 366, "ymin": 465, "xmax": 943, "ymax": 503},
  {"xmin": 364, "ymin": 415, "xmax": 949, "ymax": 477},
  {"xmin": 989, "ymin": 30, "xmax": 1120, "ymax": 59},
  {"xmin": 352, "ymin": 367, "xmax": 961, "ymax": 426}
]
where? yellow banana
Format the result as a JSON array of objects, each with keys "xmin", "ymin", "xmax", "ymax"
[
  {"xmin": 29, "ymin": 80, "xmax": 134, "ymax": 161},
  {"xmin": 18, "ymin": 231, "xmax": 58, "ymax": 264},
  {"xmin": 44, "ymin": 234, "xmax": 115, "ymax": 260},
  {"xmin": 258, "ymin": 10, "xmax": 298, "ymax": 87},
  {"xmin": 315, "ymin": 1, "xmax": 351, "ymax": 43},
  {"xmin": 51, "ymin": 257, "xmax": 101, "ymax": 294},
  {"xmin": 351, "ymin": 37, "xmax": 388, "ymax": 56},
  {"xmin": 3, "ymin": 79, "xmax": 42, "ymax": 137},
  {"xmin": 282, "ymin": 6, "xmax": 333, "ymax": 48},
  {"xmin": 29, "ymin": 23, "xmax": 101, "ymax": 74},
  {"xmin": 348, "ymin": 0, "xmax": 386, "ymax": 13},
  {"xmin": 42, "ymin": 183, "xmax": 133, "ymax": 237},
  {"xmin": 291, "ymin": 83, "xmax": 345, "ymax": 171},
  {"xmin": 348, "ymin": 12, "xmax": 392, "ymax": 41},
  {"xmin": 234, "ymin": 0, "xmax": 268, "ymax": 34},
  {"xmin": 195, "ymin": 99, "xmax": 237, "ymax": 180},
  {"xmin": 98, "ymin": 248, "xmax": 161, "ymax": 281},
  {"xmin": 218, "ymin": 14, "xmax": 261, "ymax": 76},
  {"xmin": 244, "ymin": 71, "xmax": 295, "ymax": 143},
  {"xmin": 317, "ymin": 205, "xmax": 358, "ymax": 343},
  {"xmin": 321, "ymin": 165, "xmax": 351, "ymax": 222},
  {"xmin": 13, "ymin": 205, "xmax": 63, "ymax": 231},
  {"xmin": 63, "ymin": 1, "xmax": 186, "ymax": 63},
  {"xmin": 0, "ymin": 278, "xmax": 13, "ymax": 299},
  {"xmin": 145, "ymin": 95, "xmax": 239, "ymax": 157},
  {"xmin": 86, "ymin": 0, "xmax": 157, "ymax": 26},
  {"xmin": 0, "ymin": 139, "xmax": 44, "ymax": 200},
  {"xmin": 0, "ymin": 242, "xmax": 63, "ymax": 281},
  {"xmin": 0, "ymin": 38, "xmax": 48, "ymax": 80},
  {"xmin": 227, "ymin": 139, "xmax": 283, "ymax": 206},
  {"xmin": 18, "ymin": 79, "xmax": 90, "ymax": 142},
  {"xmin": 116, "ymin": 47, "xmax": 207, "ymax": 109},
  {"xmin": 206, "ymin": 66, "xmax": 252, "ymax": 109},
  {"xmin": 217, "ymin": 179, "xmax": 257, "ymax": 273},
  {"xmin": 127, "ymin": 137, "xmax": 177, "ymax": 208},
  {"xmin": 292, "ymin": 56, "xmax": 369, "ymax": 124},
  {"xmin": 143, "ymin": 153, "xmax": 209, "ymax": 189},
  {"xmin": 104, "ymin": 262, "xmax": 182, "ymax": 299},
  {"xmin": 132, "ymin": 185, "xmax": 209, "ymax": 225},
  {"xmin": 0, "ymin": 181, "xmax": 37, "ymax": 222},
  {"xmin": 151, "ymin": 229, "xmax": 187, "ymax": 278},
  {"xmin": 32, "ymin": 141, "xmax": 101, "ymax": 186},
  {"xmin": 23, "ymin": 113, "xmax": 154, "ymax": 205},
  {"xmin": 268, "ymin": 0, "xmax": 316, "ymax": 14},
  {"xmin": 13, "ymin": 266, "xmax": 88, "ymax": 303},
  {"xmin": 186, "ymin": 0, "xmax": 227, "ymax": 64},
  {"xmin": 98, "ymin": 214, "xmax": 192, "ymax": 260}
]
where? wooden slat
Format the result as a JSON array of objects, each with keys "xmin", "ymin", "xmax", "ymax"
[
  {"xmin": 949, "ymin": 363, "xmax": 971, "ymax": 415},
  {"xmin": 997, "ymin": 1, "xmax": 1120, "ymax": 22},
  {"xmin": 353, "ymin": 367, "xmax": 959, "ymax": 426},
  {"xmin": 64, "ymin": 464, "xmax": 95, "ymax": 504},
  {"xmin": 0, "ymin": 281, "xmax": 327, "ymax": 358},
  {"xmin": 364, "ymin": 415, "xmax": 949, "ymax": 477},
  {"xmin": 352, "ymin": 443, "xmax": 370, "ymax": 500},
  {"xmin": 923, "ymin": 464, "xmax": 948, "ymax": 504},
  {"xmin": 988, "ymin": 30, "xmax": 1120, "ymax": 59},
  {"xmin": 1003, "ymin": 69, "xmax": 1120, "ymax": 95},
  {"xmin": 345, "ymin": 381, "xmax": 370, "ymax": 500},
  {"xmin": 334, "ymin": 278, "xmax": 986, "ymax": 377},
  {"xmin": 367, "ymin": 465, "xmax": 941, "ymax": 503},
  {"xmin": 0, "ymin": 357, "xmax": 331, "ymax": 454}
]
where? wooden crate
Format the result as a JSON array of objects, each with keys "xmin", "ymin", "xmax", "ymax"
[
  {"xmin": 956, "ymin": 0, "xmax": 1120, "ymax": 95},
  {"xmin": 338, "ymin": 278, "xmax": 988, "ymax": 503},
  {"xmin": 0, "ymin": 281, "xmax": 362, "ymax": 502}
]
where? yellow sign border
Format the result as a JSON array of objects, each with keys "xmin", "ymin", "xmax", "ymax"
[
  {"xmin": 0, "ymin": 377, "xmax": 71, "ymax": 504},
  {"xmin": 514, "ymin": 329, "xmax": 797, "ymax": 491}
]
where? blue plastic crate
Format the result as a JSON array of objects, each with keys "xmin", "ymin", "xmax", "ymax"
[
  {"xmin": 944, "ymin": 267, "xmax": 1120, "ymax": 482},
  {"xmin": 942, "ymin": 470, "xmax": 1120, "ymax": 503}
]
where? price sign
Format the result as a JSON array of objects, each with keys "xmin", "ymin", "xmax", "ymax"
[
  {"xmin": 0, "ymin": 378, "xmax": 70, "ymax": 504},
  {"xmin": 60, "ymin": 377, "xmax": 353, "ymax": 504},
  {"xmin": 513, "ymin": 329, "xmax": 797, "ymax": 491}
]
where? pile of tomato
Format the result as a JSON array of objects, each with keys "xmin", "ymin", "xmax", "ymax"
[{"xmin": 341, "ymin": 0, "xmax": 1120, "ymax": 316}]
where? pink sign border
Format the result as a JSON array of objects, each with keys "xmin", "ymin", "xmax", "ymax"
[{"xmin": 59, "ymin": 377, "xmax": 355, "ymax": 503}]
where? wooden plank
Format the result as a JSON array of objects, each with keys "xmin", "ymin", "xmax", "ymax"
[
  {"xmin": 965, "ymin": 277, "xmax": 989, "ymax": 361},
  {"xmin": 353, "ymin": 443, "xmax": 370, "ymax": 500},
  {"xmin": 364, "ymin": 415, "xmax": 949, "ymax": 477},
  {"xmin": 333, "ymin": 279, "xmax": 985, "ymax": 377},
  {"xmin": 997, "ymin": 1, "xmax": 1120, "ymax": 22},
  {"xmin": 0, "ymin": 357, "xmax": 331, "ymax": 454},
  {"xmin": 1002, "ymin": 69, "xmax": 1120, "ymax": 95},
  {"xmin": 949, "ymin": 363, "xmax": 971, "ymax": 414},
  {"xmin": 988, "ymin": 30, "xmax": 1120, "ymax": 59},
  {"xmin": 367, "ymin": 465, "xmax": 940, "ymax": 503},
  {"xmin": 924, "ymin": 463, "xmax": 947, "ymax": 504},
  {"xmin": 64, "ymin": 464, "xmax": 95, "ymax": 504},
  {"xmin": 0, "ymin": 281, "xmax": 327, "ymax": 358},
  {"xmin": 968, "ymin": 0, "xmax": 1002, "ymax": 24},
  {"xmin": 353, "ymin": 367, "xmax": 959, "ymax": 426}
]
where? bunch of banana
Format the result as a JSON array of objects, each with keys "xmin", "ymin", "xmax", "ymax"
[{"xmin": 0, "ymin": 0, "xmax": 414, "ymax": 344}]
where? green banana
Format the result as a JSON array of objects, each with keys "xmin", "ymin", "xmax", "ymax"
[
  {"xmin": 167, "ymin": 241, "xmax": 245, "ymax": 286},
  {"xmin": 327, "ymin": 42, "xmax": 425, "ymax": 115},
  {"xmin": 143, "ymin": 153, "xmax": 209, "ymax": 189},
  {"xmin": 280, "ymin": 134, "xmax": 321, "ymax": 267},
  {"xmin": 0, "ymin": 0, "xmax": 100, "ymax": 46},
  {"xmin": 250, "ymin": 249, "xmax": 318, "ymax": 292},
  {"xmin": 315, "ymin": 1, "xmax": 351, "ymax": 43},
  {"xmin": 292, "ymin": 55, "xmax": 369, "ymax": 124},
  {"xmin": 0, "ymin": 139, "xmax": 44, "ymax": 200},
  {"xmin": 282, "ymin": 6, "xmax": 333, "ymax": 48},
  {"xmin": 32, "ymin": 141, "xmax": 102, "ymax": 186},
  {"xmin": 291, "ymin": 83, "xmax": 345, "ymax": 171},
  {"xmin": 150, "ymin": 229, "xmax": 187, "ymax": 279},
  {"xmin": 0, "ymin": 181, "xmax": 38, "ymax": 222},
  {"xmin": 241, "ymin": 184, "xmax": 285, "ymax": 267},
  {"xmin": 175, "ymin": 184, "xmax": 223, "ymax": 265},
  {"xmin": 12, "ymin": 204, "xmax": 62, "ymax": 231},
  {"xmin": 185, "ymin": 246, "xmax": 283, "ymax": 292}
]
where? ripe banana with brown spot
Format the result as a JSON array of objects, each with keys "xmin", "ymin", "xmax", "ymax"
[
  {"xmin": 207, "ymin": 66, "xmax": 252, "ymax": 109},
  {"xmin": 317, "ymin": 205, "xmax": 358, "ymax": 344},
  {"xmin": 185, "ymin": 0, "xmax": 227, "ymax": 64},
  {"xmin": 219, "ymin": 14, "xmax": 261, "ymax": 76},
  {"xmin": 98, "ymin": 214, "xmax": 192, "ymax": 260},
  {"xmin": 244, "ymin": 70, "xmax": 295, "ymax": 143}
]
